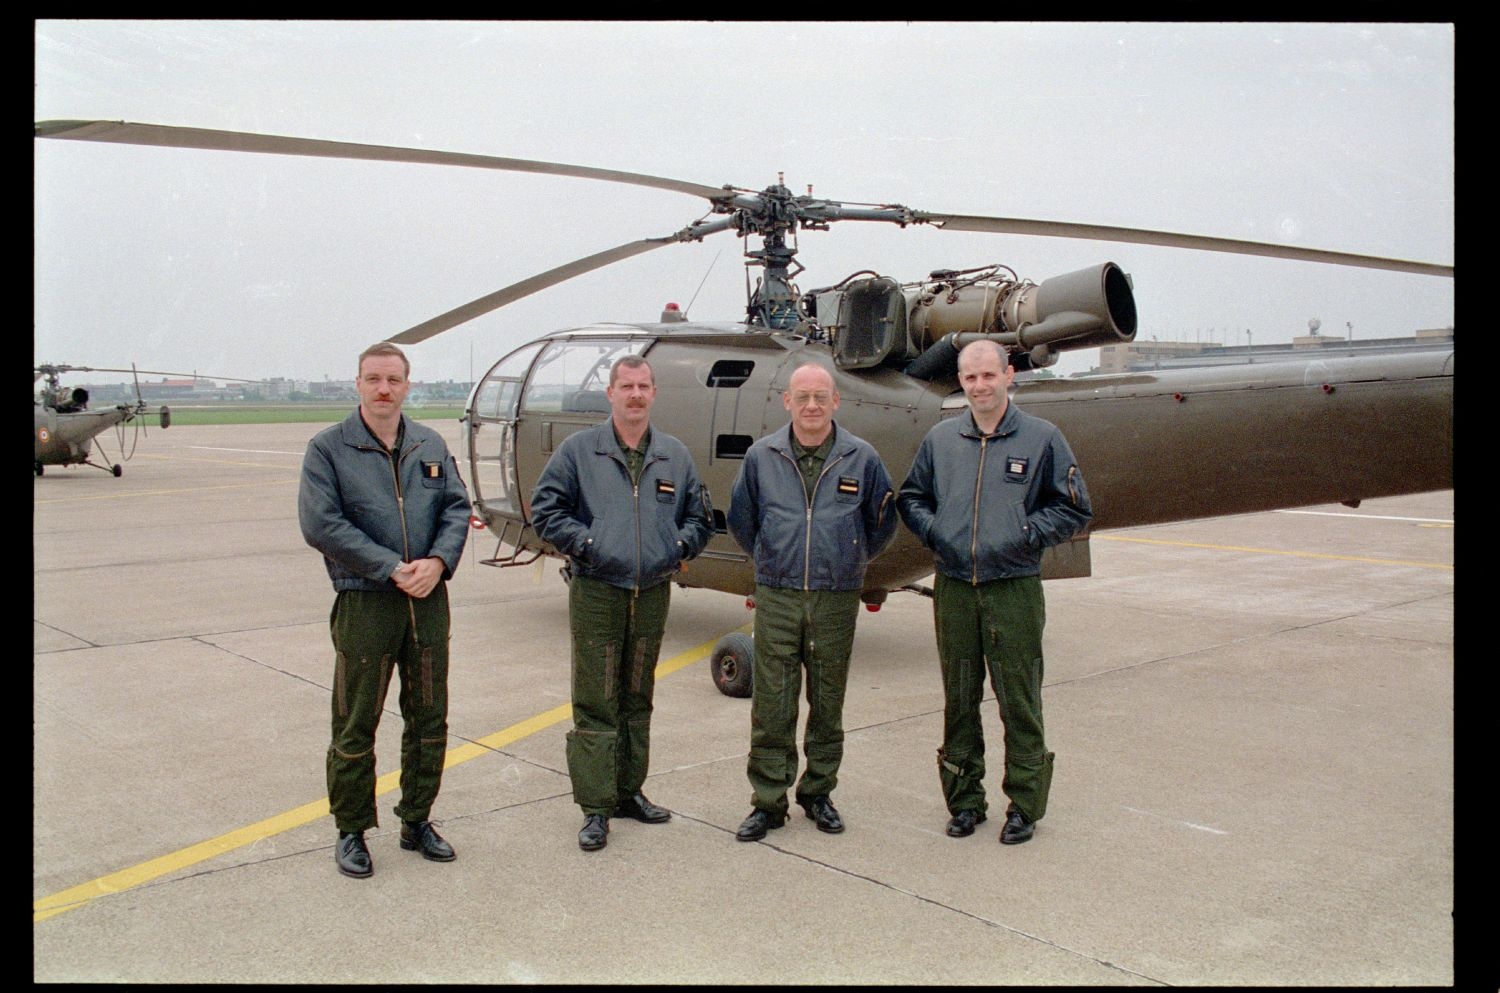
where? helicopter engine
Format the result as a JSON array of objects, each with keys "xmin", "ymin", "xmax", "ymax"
[
  {"xmin": 811, "ymin": 261, "xmax": 1137, "ymax": 377},
  {"xmin": 49, "ymin": 386, "xmax": 90, "ymax": 412}
]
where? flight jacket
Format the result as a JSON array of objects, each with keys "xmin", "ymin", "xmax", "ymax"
[
  {"xmin": 299, "ymin": 409, "xmax": 472, "ymax": 592},
  {"xmin": 727, "ymin": 422, "xmax": 898, "ymax": 592},
  {"xmin": 897, "ymin": 403, "xmax": 1092, "ymax": 584},
  {"xmin": 529, "ymin": 420, "xmax": 713, "ymax": 591}
]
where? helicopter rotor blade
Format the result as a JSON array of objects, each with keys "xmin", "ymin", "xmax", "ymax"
[
  {"xmin": 132, "ymin": 363, "xmax": 145, "ymax": 437},
  {"xmin": 36, "ymin": 120, "xmax": 734, "ymax": 204},
  {"xmin": 911, "ymin": 212, "xmax": 1453, "ymax": 279},
  {"xmin": 37, "ymin": 119, "xmax": 1451, "ymax": 328},
  {"xmin": 390, "ymin": 218, "xmax": 738, "ymax": 344}
]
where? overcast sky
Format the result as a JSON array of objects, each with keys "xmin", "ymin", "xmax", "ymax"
[{"xmin": 34, "ymin": 20, "xmax": 1453, "ymax": 385}]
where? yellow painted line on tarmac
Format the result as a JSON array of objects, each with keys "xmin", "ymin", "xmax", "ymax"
[
  {"xmin": 1094, "ymin": 534, "xmax": 1453, "ymax": 571},
  {"xmin": 33, "ymin": 632, "xmax": 725, "ymax": 924},
  {"xmin": 33, "ymin": 477, "xmax": 296, "ymax": 505}
]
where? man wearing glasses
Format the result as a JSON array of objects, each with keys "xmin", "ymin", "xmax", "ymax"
[{"xmin": 727, "ymin": 361, "xmax": 898, "ymax": 841}]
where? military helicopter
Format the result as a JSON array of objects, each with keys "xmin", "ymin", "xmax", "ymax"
[
  {"xmin": 36, "ymin": 121, "xmax": 1453, "ymax": 694},
  {"xmin": 33, "ymin": 362, "xmax": 258, "ymax": 477},
  {"xmin": 34, "ymin": 363, "xmax": 176, "ymax": 477}
]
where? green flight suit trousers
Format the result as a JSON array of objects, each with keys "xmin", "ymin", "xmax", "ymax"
[
  {"xmin": 566, "ymin": 575, "xmax": 672, "ymax": 815},
  {"xmin": 932, "ymin": 573, "xmax": 1055, "ymax": 823},
  {"xmin": 747, "ymin": 585, "xmax": 861, "ymax": 817},
  {"xmin": 326, "ymin": 586, "xmax": 451, "ymax": 834}
]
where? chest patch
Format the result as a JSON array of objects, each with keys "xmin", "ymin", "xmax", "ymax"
[
  {"xmin": 656, "ymin": 479, "xmax": 677, "ymax": 497},
  {"xmin": 1004, "ymin": 456, "xmax": 1030, "ymax": 481},
  {"xmin": 837, "ymin": 475, "xmax": 860, "ymax": 496},
  {"xmin": 421, "ymin": 460, "xmax": 444, "ymax": 479}
]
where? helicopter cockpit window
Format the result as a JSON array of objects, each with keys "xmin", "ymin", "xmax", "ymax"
[
  {"xmin": 521, "ymin": 339, "xmax": 648, "ymax": 415},
  {"xmin": 472, "ymin": 341, "xmax": 544, "ymax": 422},
  {"xmin": 468, "ymin": 340, "xmax": 548, "ymax": 521}
]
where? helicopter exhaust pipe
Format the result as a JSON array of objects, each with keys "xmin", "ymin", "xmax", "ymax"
[
  {"xmin": 904, "ymin": 262, "xmax": 1137, "ymax": 378},
  {"xmin": 49, "ymin": 386, "xmax": 90, "ymax": 411},
  {"xmin": 1000, "ymin": 261, "xmax": 1137, "ymax": 352}
]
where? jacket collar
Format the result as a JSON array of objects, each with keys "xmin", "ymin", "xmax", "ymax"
[
  {"xmin": 339, "ymin": 408, "xmax": 420, "ymax": 455},
  {"xmin": 958, "ymin": 402, "xmax": 1019, "ymax": 440},
  {"xmin": 765, "ymin": 421, "xmax": 850, "ymax": 458},
  {"xmin": 588, "ymin": 419, "xmax": 666, "ymax": 460}
]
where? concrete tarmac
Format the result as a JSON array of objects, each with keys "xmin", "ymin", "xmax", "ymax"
[{"xmin": 33, "ymin": 418, "xmax": 1453, "ymax": 984}]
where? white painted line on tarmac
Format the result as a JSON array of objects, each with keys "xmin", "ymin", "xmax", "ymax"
[
  {"xmin": 189, "ymin": 446, "xmax": 305, "ymax": 455},
  {"xmin": 1121, "ymin": 806, "xmax": 1229, "ymax": 835},
  {"xmin": 1274, "ymin": 510, "xmax": 1452, "ymax": 524}
]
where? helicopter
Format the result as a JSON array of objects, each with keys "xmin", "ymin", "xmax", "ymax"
[
  {"xmin": 35, "ymin": 121, "xmax": 1453, "ymax": 694},
  {"xmin": 33, "ymin": 362, "xmax": 259, "ymax": 477},
  {"xmin": 33, "ymin": 363, "xmax": 175, "ymax": 477}
]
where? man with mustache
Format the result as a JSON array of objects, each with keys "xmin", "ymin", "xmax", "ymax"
[
  {"xmin": 299, "ymin": 340, "xmax": 472, "ymax": 878},
  {"xmin": 530, "ymin": 354, "xmax": 714, "ymax": 852}
]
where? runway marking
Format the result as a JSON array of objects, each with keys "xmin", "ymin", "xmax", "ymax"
[
  {"xmin": 1274, "ymin": 509, "xmax": 1453, "ymax": 524},
  {"xmin": 1121, "ymin": 805, "xmax": 1229, "ymax": 835},
  {"xmin": 1094, "ymin": 535, "xmax": 1452, "ymax": 571},
  {"xmin": 189, "ymin": 446, "xmax": 306, "ymax": 456},
  {"xmin": 32, "ymin": 632, "xmax": 725, "ymax": 924},
  {"xmin": 33, "ymin": 478, "xmax": 296, "ymax": 504}
]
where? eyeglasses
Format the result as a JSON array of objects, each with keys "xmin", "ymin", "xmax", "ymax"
[{"xmin": 789, "ymin": 391, "xmax": 833, "ymax": 407}]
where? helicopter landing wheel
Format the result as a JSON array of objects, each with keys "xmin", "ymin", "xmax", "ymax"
[
  {"xmin": 710, "ymin": 632, "xmax": 754, "ymax": 698},
  {"xmin": 111, "ymin": 464, "xmax": 123, "ymax": 477},
  {"xmin": 35, "ymin": 462, "xmax": 44, "ymax": 477}
]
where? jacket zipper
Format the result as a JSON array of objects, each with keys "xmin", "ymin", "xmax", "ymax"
[
  {"xmin": 611, "ymin": 449, "xmax": 664, "ymax": 596},
  {"xmin": 970, "ymin": 435, "xmax": 988, "ymax": 585},
  {"xmin": 387, "ymin": 440, "xmax": 420, "ymax": 647},
  {"xmin": 775, "ymin": 446, "xmax": 846, "ymax": 591}
]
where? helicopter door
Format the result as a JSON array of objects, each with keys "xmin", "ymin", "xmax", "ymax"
[{"xmin": 466, "ymin": 340, "xmax": 544, "ymax": 524}]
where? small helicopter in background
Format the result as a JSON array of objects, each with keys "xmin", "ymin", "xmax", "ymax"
[
  {"xmin": 35, "ymin": 121, "xmax": 1453, "ymax": 695},
  {"xmin": 33, "ymin": 363, "xmax": 254, "ymax": 477}
]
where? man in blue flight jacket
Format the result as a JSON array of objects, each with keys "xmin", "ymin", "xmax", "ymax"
[
  {"xmin": 898, "ymin": 340, "xmax": 1092, "ymax": 845},
  {"xmin": 727, "ymin": 361, "xmax": 897, "ymax": 841},
  {"xmin": 530, "ymin": 354, "xmax": 713, "ymax": 852},
  {"xmin": 299, "ymin": 341, "xmax": 472, "ymax": 878}
]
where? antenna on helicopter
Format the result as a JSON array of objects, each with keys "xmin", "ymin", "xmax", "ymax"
[{"xmin": 678, "ymin": 248, "xmax": 723, "ymax": 320}]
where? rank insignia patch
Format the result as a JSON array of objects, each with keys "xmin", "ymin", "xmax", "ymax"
[
  {"xmin": 837, "ymin": 475, "xmax": 860, "ymax": 495},
  {"xmin": 422, "ymin": 461, "xmax": 444, "ymax": 479},
  {"xmin": 656, "ymin": 479, "xmax": 677, "ymax": 496},
  {"xmin": 1005, "ymin": 456, "xmax": 1029, "ymax": 481}
]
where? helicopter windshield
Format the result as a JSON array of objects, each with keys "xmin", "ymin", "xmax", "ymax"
[{"xmin": 521, "ymin": 338, "xmax": 649, "ymax": 415}]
